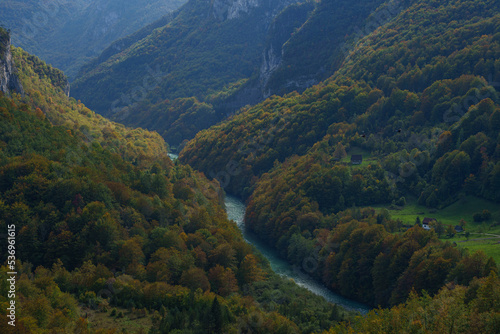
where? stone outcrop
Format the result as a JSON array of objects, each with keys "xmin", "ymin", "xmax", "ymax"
[
  {"xmin": 0, "ymin": 29, "xmax": 24, "ymax": 96},
  {"xmin": 212, "ymin": 0, "xmax": 260, "ymax": 21},
  {"xmin": 211, "ymin": 0, "xmax": 298, "ymax": 22},
  {"xmin": 260, "ymin": 43, "xmax": 282, "ymax": 98}
]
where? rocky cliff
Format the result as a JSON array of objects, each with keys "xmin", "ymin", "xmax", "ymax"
[
  {"xmin": 212, "ymin": 0, "xmax": 298, "ymax": 22},
  {"xmin": 0, "ymin": 28, "xmax": 24, "ymax": 96},
  {"xmin": 258, "ymin": 1, "xmax": 315, "ymax": 97}
]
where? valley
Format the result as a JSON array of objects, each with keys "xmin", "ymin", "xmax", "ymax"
[
  {"xmin": 1, "ymin": 0, "xmax": 500, "ymax": 332},
  {"xmin": 169, "ymin": 152, "xmax": 371, "ymax": 313}
]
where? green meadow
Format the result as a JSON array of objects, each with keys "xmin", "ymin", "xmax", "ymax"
[{"xmin": 372, "ymin": 196, "xmax": 500, "ymax": 263}]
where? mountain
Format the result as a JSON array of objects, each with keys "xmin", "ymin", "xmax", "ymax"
[
  {"xmin": 1, "ymin": 0, "xmax": 500, "ymax": 330},
  {"xmin": 71, "ymin": 0, "xmax": 388, "ymax": 148},
  {"xmin": 181, "ymin": 0, "xmax": 500, "ymax": 200},
  {"xmin": 0, "ymin": 0, "xmax": 186, "ymax": 79},
  {"xmin": 258, "ymin": 0, "xmax": 388, "ymax": 97},
  {"xmin": 179, "ymin": 0, "xmax": 500, "ymax": 307},
  {"xmin": 0, "ymin": 27, "xmax": 358, "ymax": 334}
]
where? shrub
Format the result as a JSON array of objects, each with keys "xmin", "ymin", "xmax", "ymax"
[{"xmin": 473, "ymin": 210, "xmax": 492, "ymax": 222}]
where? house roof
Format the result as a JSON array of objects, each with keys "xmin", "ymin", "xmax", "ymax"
[
  {"xmin": 351, "ymin": 155, "xmax": 363, "ymax": 161},
  {"xmin": 422, "ymin": 217, "xmax": 435, "ymax": 224}
]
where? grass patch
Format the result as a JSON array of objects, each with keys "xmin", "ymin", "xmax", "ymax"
[
  {"xmin": 373, "ymin": 195, "xmax": 500, "ymax": 234},
  {"xmin": 79, "ymin": 306, "xmax": 152, "ymax": 333},
  {"xmin": 370, "ymin": 195, "xmax": 500, "ymax": 263},
  {"xmin": 455, "ymin": 238, "xmax": 500, "ymax": 264},
  {"xmin": 339, "ymin": 146, "xmax": 375, "ymax": 168},
  {"xmin": 441, "ymin": 234, "xmax": 500, "ymax": 264}
]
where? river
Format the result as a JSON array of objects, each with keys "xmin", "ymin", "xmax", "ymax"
[
  {"xmin": 169, "ymin": 153, "xmax": 370, "ymax": 314},
  {"xmin": 225, "ymin": 195, "xmax": 370, "ymax": 314}
]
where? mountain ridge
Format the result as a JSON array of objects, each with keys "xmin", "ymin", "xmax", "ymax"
[
  {"xmin": 1, "ymin": 0, "xmax": 500, "ymax": 329},
  {"xmin": 0, "ymin": 0, "xmax": 186, "ymax": 79}
]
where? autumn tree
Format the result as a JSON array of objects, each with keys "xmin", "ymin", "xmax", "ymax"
[
  {"xmin": 208, "ymin": 265, "xmax": 238, "ymax": 297},
  {"xmin": 179, "ymin": 267, "xmax": 210, "ymax": 291},
  {"xmin": 333, "ymin": 142, "xmax": 347, "ymax": 160},
  {"xmin": 239, "ymin": 254, "xmax": 265, "ymax": 285}
]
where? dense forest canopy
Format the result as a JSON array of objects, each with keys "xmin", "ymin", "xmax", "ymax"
[
  {"xmin": 0, "ymin": 28, "xmax": 357, "ymax": 333},
  {"xmin": 1, "ymin": 0, "xmax": 500, "ymax": 331},
  {"xmin": 181, "ymin": 0, "xmax": 500, "ymax": 203},
  {"xmin": 179, "ymin": 0, "xmax": 500, "ymax": 322}
]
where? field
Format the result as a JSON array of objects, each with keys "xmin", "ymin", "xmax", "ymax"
[
  {"xmin": 79, "ymin": 306, "xmax": 152, "ymax": 333},
  {"xmin": 453, "ymin": 237, "xmax": 500, "ymax": 263},
  {"xmin": 371, "ymin": 196, "xmax": 500, "ymax": 263}
]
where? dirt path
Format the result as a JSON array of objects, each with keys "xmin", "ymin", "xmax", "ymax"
[
  {"xmin": 456, "ymin": 233, "xmax": 500, "ymax": 243},
  {"xmin": 469, "ymin": 232, "xmax": 500, "ymax": 237}
]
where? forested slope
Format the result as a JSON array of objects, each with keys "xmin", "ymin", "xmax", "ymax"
[
  {"xmin": 327, "ymin": 271, "xmax": 500, "ymax": 333},
  {"xmin": 0, "ymin": 0, "xmax": 499, "ymax": 328},
  {"xmin": 0, "ymin": 29, "xmax": 352, "ymax": 333},
  {"xmin": 0, "ymin": 0, "xmax": 185, "ymax": 78},
  {"xmin": 180, "ymin": 0, "xmax": 500, "ymax": 310},
  {"xmin": 180, "ymin": 0, "xmax": 500, "ymax": 202},
  {"xmin": 72, "ymin": 0, "xmax": 389, "ymax": 148}
]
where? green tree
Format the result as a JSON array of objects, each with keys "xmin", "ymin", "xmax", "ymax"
[
  {"xmin": 239, "ymin": 254, "xmax": 265, "ymax": 285},
  {"xmin": 446, "ymin": 225, "xmax": 456, "ymax": 238},
  {"xmin": 435, "ymin": 221, "xmax": 445, "ymax": 238},
  {"xmin": 333, "ymin": 142, "xmax": 347, "ymax": 160},
  {"xmin": 209, "ymin": 297, "xmax": 223, "ymax": 334},
  {"xmin": 179, "ymin": 267, "xmax": 210, "ymax": 291}
]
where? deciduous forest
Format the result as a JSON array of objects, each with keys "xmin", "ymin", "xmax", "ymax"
[{"xmin": 1, "ymin": 0, "xmax": 499, "ymax": 332}]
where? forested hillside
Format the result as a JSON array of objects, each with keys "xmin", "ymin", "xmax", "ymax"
[
  {"xmin": 0, "ymin": 0, "xmax": 185, "ymax": 78},
  {"xmin": 0, "ymin": 29, "xmax": 356, "ymax": 333},
  {"xmin": 0, "ymin": 0, "xmax": 499, "ymax": 329},
  {"xmin": 327, "ymin": 271, "xmax": 500, "ymax": 333},
  {"xmin": 12, "ymin": 46, "xmax": 169, "ymax": 167},
  {"xmin": 71, "ymin": 0, "xmax": 389, "ymax": 148},
  {"xmin": 71, "ymin": 0, "xmax": 302, "ymax": 144},
  {"xmin": 180, "ymin": 0, "xmax": 500, "ymax": 311},
  {"xmin": 260, "ymin": 0, "xmax": 388, "ymax": 97},
  {"xmin": 181, "ymin": 0, "xmax": 500, "ymax": 202}
]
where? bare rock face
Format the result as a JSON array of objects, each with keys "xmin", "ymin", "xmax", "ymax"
[
  {"xmin": 0, "ymin": 30, "xmax": 24, "ymax": 96},
  {"xmin": 260, "ymin": 43, "xmax": 282, "ymax": 98},
  {"xmin": 212, "ymin": 0, "xmax": 260, "ymax": 21},
  {"xmin": 212, "ymin": 0, "xmax": 299, "ymax": 22}
]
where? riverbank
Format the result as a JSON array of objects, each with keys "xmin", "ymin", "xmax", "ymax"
[
  {"xmin": 225, "ymin": 195, "xmax": 371, "ymax": 314},
  {"xmin": 169, "ymin": 152, "xmax": 371, "ymax": 313}
]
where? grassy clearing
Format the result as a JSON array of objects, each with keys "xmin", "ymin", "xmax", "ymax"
[
  {"xmin": 79, "ymin": 306, "xmax": 152, "ymax": 333},
  {"xmin": 339, "ymin": 146, "xmax": 375, "ymax": 168},
  {"xmin": 453, "ymin": 236, "xmax": 500, "ymax": 263},
  {"xmin": 370, "ymin": 195, "xmax": 500, "ymax": 263},
  {"xmin": 374, "ymin": 195, "xmax": 500, "ymax": 234}
]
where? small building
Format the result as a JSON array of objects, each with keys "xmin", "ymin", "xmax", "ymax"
[
  {"xmin": 351, "ymin": 155, "xmax": 363, "ymax": 165},
  {"xmin": 422, "ymin": 217, "xmax": 436, "ymax": 230},
  {"xmin": 455, "ymin": 225, "xmax": 464, "ymax": 233}
]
